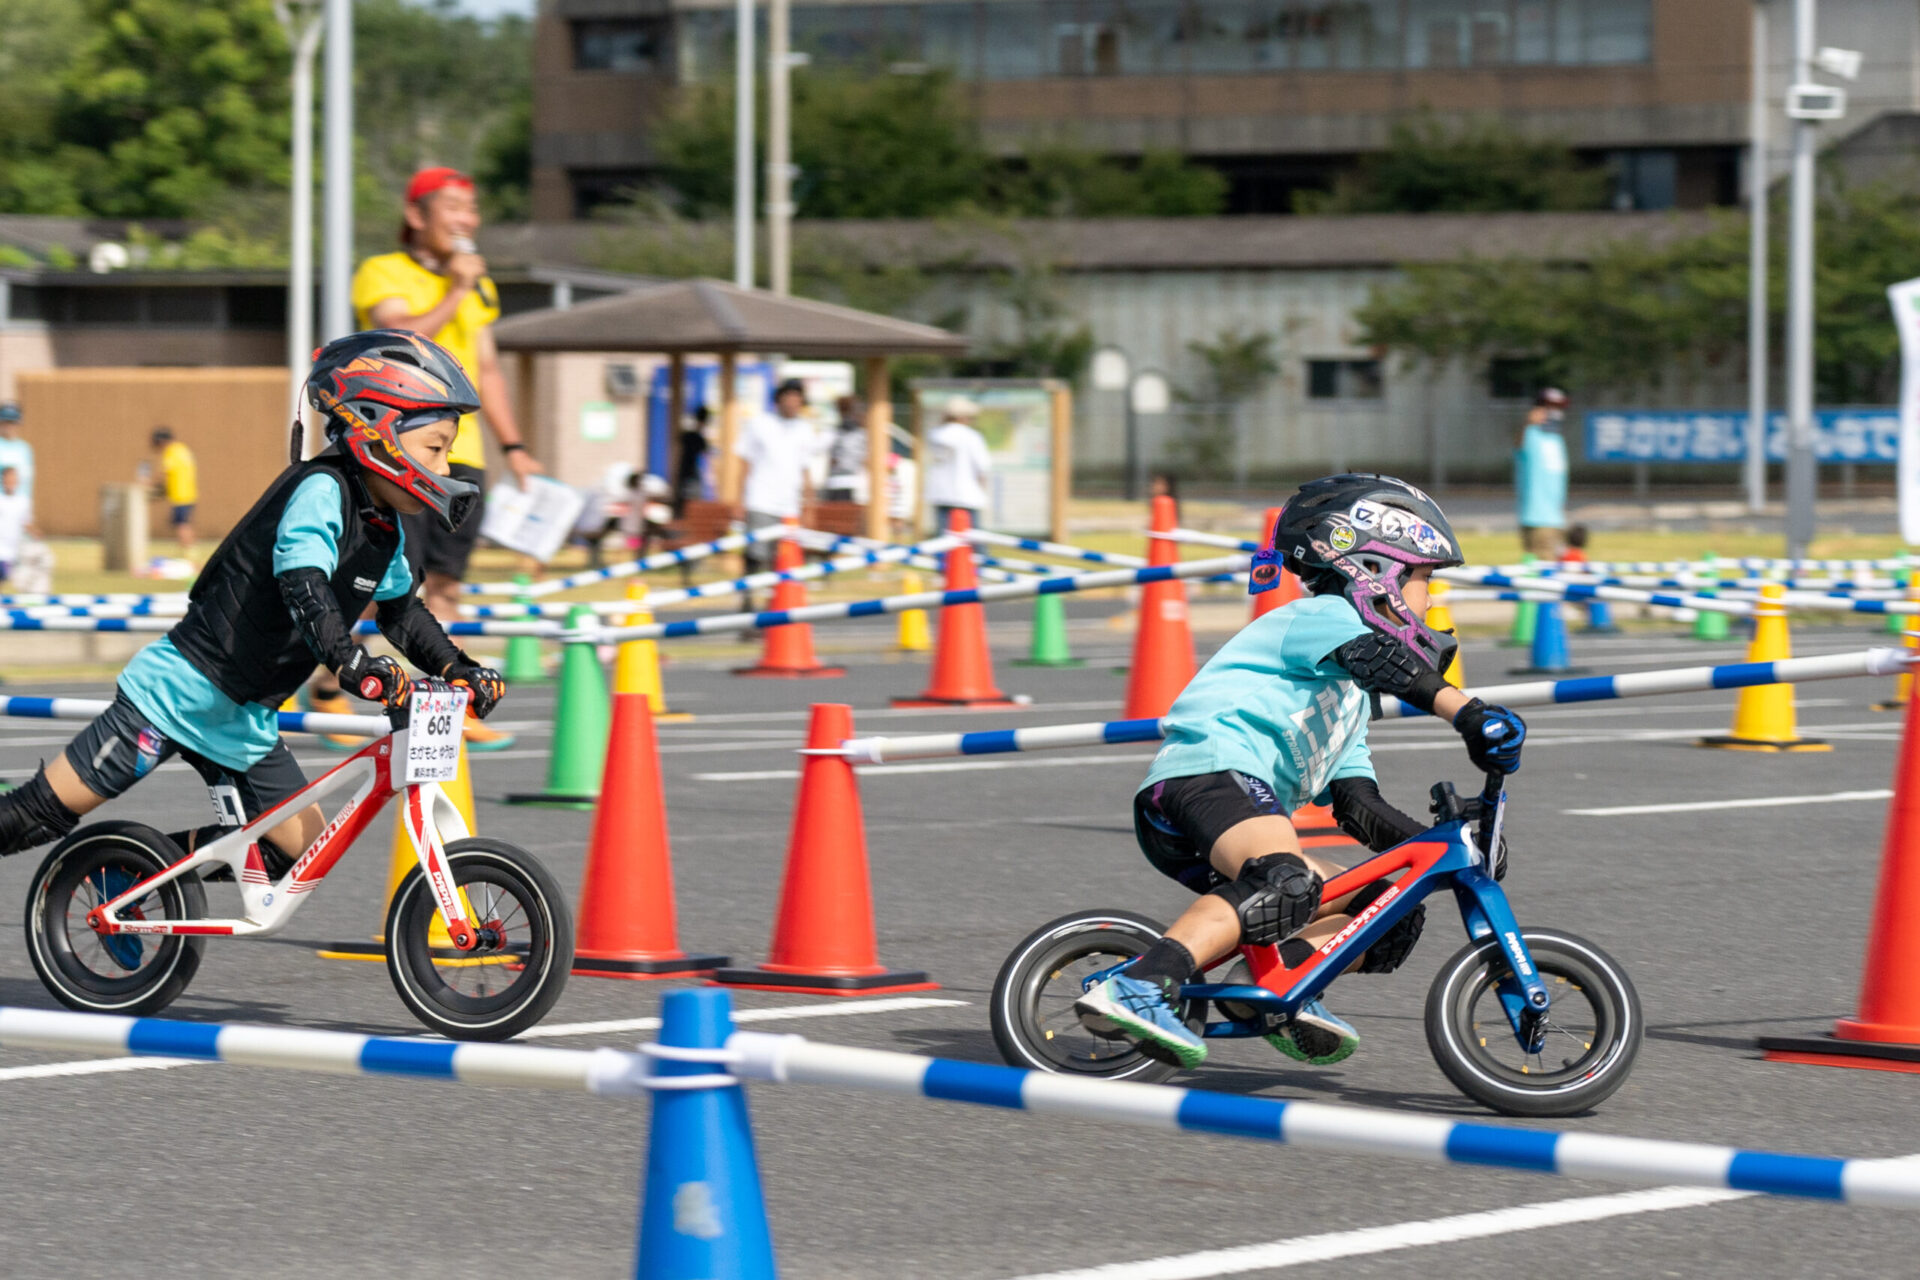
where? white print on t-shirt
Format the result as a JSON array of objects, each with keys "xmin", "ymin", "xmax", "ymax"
[{"xmin": 1283, "ymin": 682, "xmax": 1368, "ymax": 801}]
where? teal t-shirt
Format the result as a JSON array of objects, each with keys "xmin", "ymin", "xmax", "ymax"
[
  {"xmin": 1142, "ymin": 594, "xmax": 1376, "ymax": 811},
  {"xmin": 1515, "ymin": 424, "xmax": 1568, "ymax": 528},
  {"xmin": 117, "ymin": 473, "xmax": 413, "ymax": 771}
]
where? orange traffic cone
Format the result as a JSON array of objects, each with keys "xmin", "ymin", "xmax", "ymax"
[
  {"xmin": 1250, "ymin": 506, "xmax": 1302, "ymax": 621},
  {"xmin": 713, "ymin": 703, "xmax": 936, "ymax": 994},
  {"xmin": 571, "ymin": 694, "xmax": 729, "ymax": 979},
  {"xmin": 1291, "ymin": 802, "xmax": 1359, "ymax": 850},
  {"xmin": 1760, "ymin": 687, "xmax": 1920, "ymax": 1070},
  {"xmin": 736, "ymin": 536, "xmax": 844, "ymax": 678},
  {"xmin": 893, "ymin": 508, "xmax": 1019, "ymax": 708},
  {"xmin": 1123, "ymin": 494, "xmax": 1197, "ymax": 718}
]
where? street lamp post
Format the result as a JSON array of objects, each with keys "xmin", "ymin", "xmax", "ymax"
[
  {"xmin": 1784, "ymin": 0, "xmax": 1818, "ymax": 558},
  {"xmin": 1091, "ymin": 346, "xmax": 1132, "ymax": 497},
  {"xmin": 1746, "ymin": 0, "xmax": 1769, "ymax": 515},
  {"xmin": 733, "ymin": 0, "xmax": 756, "ymax": 288},
  {"xmin": 1129, "ymin": 371, "xmax": 1171, "ymax": 502},
  {"xmin": 319, "ymin": 0, "xmax": 353, "ymax": 342},
  {"xmin": 275, "ymin": 0, "xmax": 324, "ymax": 431}
]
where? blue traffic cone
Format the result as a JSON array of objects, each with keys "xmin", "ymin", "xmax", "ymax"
[
  {"xmin": 636, "ymin": 990, "xmax": 776, "ymax": 1280},
  {"xmin": 1585, "ymin": 598, "xmax": 1619, "ymax": 634},
  {"xmin": 1509, "ymin": 599, "xmax": 1587, "ymax": 676}
]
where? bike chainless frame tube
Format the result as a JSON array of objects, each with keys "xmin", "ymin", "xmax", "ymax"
[
  {"xmin": 1182, "ymin": 772, "xmax": 1550, "ymax": 1052},
  {"xmin": 85, "ymin": 687, "xmax": 481, "ymax": 950}
]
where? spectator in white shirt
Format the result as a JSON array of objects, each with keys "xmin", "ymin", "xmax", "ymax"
[
  {"xmin": 0, "ymin": 465, "xmax": 38, "ymax": 582},
  {"xmin": 734, "ymin": 378, "xmax": 821, "ymax": 601},
  {"xmin": 0, "ymin": 403, "xmax": 32, "ymax": 502},
  {"xmin": 923, "ymin": 396, "xmax": 992, "ymax": 530}
]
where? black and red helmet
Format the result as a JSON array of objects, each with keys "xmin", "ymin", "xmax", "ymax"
[{"xmin": 305, "ymin": 330, "xmax": 481, "ymax": 531}]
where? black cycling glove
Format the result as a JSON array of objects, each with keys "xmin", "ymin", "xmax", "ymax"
[
  {"xmin": 340, "ymin": 647, "xmax": 411, "ymax": 710},
  {"xmin": 1454, "ymin": 698, "xmax": 1527, "ymax": 774},
  {"xmin": 443, "ymin": 655, "xmax": 506, "ymax": 719}
]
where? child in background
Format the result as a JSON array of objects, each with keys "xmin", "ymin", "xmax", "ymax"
[
  {"xmin": 150, "ymin": 427, "xmax": 198, "ymax": 559},
  {"xmin": 1559, "ymin": 524, "xmax": 1590, "ymax": 567},
  {"xmin": 0, "ymin": 465, "xmax": 37, "ymax": 583}
]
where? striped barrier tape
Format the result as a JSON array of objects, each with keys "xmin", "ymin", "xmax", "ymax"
[
  {"xmin": 966, "ymin": 529, "xmax": 1148, "ymax": 567},
  {"xmin": 460, "ymin": 526, "xmax": 793, "ymax": 598},
  {"xmin": 1155, "ymin": 528, "xmax": 1262, "ymax": 553},
  {"xmin": 722, "ymin": 1031, "xmax": 1920, "ymax": 1208},
  {"xmin": 585, "ymin": 554, "xmax": 1251, "ymax": 645},
  {"xmin": 0, "ymin": 694, "xmax": 389, "ymax": 737},
  {"xmin": 832, "ymin": 648, "xmax": 1914, "ymax": 761},
  {"xmin": 2, "ymin": 1004, "xmax": 1916, "ymax": 1208},
  {"xmin": 1447, "ymin": 572, "xmax": 1920, "ymax": 618},
  {"xmin": 0, "ymin": 593, "xmax": 189, "ymax": 607}
]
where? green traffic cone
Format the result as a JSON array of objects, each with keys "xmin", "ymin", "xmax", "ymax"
[
  {"xmin": 502, "ymin": 574, "xmax": 548, "ymax": 684},
  {"xmin": 505, "ymin": 605, "xmax": 608, "ymax": 808},
  {"xmin": 1693, "ymin": 552, "xmax": 1729, "ymax": 641},
  {"xmin": 1014, "ymin": 593, "xmax": 1083, "ymax": 667},
  {"xmin": 1502, "ymin": 556, "xmax": 1538, "ymax": 647},
  {"xmin": 1889, "ymin": 565, "xmax": 1910, "ymax": 636}
]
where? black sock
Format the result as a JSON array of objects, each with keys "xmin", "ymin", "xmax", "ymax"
[
  {"xmin": 1127, "ymin": 937, "xmax": 1197, "ymax": 986},
  {"xmin": 1278, "ymin": 937, "xmax": 1315, "ymax": 967}
]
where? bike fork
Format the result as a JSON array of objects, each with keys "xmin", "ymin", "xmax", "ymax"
[
  {"xmin": 401, "ymin": 783, "xmax": 479, "ymax": 951},
  {"xmin": 1453, "ymin": 864, "xmax": 1553, "ymax": 1054}
]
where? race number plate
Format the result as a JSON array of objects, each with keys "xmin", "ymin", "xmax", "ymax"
[{"xmin": 404, "ymin": 687, "xmax": 469, "ymax": 784}]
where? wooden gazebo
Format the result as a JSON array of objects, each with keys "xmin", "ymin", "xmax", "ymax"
[{"xmin": 492, "ymin": 278, "xmax": 970, "ymax": 541}]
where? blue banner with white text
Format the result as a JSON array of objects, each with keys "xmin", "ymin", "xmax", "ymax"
[{"xmin": 1583, "ymin": 409, "xmax": 1897, "ymax": 463}]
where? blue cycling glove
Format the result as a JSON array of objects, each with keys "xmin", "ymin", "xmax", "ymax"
[{"xmin": 1454, "ymin": 699, "xmax": 1526, "ymax": 774}]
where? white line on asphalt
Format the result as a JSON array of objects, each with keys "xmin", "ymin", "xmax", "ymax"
[
  {"xmin": 0, "ymin": 995, "xmax": 970, "ymax": 1082},
  {"xmin": 1566, "ymin": 789, "xmax": 1893, "ymax": 817},
  {"xmin": 515, "ymin": 995, "xmax": 969, "ymax": 1041},
  {"xmin": 1003, "ymin": 1186, "xmax": 1748, "ymax": 1280},
  {"xmin": 695, "ymin": 753, "xmax": 1159, "ymax": 782}
]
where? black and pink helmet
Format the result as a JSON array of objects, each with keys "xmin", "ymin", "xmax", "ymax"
[{"xmin": 1251, "ymin": 473, "xmax": 1464, "ymax": 668}]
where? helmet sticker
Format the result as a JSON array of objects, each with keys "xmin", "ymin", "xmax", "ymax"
[{"xmin": 1328, "ymin": 523, "xmax": 1356, "ymax": 553}]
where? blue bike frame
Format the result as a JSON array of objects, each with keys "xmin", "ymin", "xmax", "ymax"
[{"xmin": 1164, "ymin": 774, "xmax": 1553, "ymax": 1055}]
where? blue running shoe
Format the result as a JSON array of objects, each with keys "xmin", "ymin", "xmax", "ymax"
[
  {"xmin": 1266, "ymin": 997, "xmax": 1359, "ymax": 1066},
  {"xmin": 1075, "ymin": 973, "xmax": 1207, "ymax": 1069},
  {"xmin": 90, "ymin": 868, "xmax": 146, "ymax": 971}
]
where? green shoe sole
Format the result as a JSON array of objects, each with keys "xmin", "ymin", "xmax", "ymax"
[
  {"xmin": 1081, "ymin": 997, "xmax": 1208, "ymax": 1069},
  {"xmin": 1264, "ymin": 1029, "xmax": 1359, "ymax": 1067}
]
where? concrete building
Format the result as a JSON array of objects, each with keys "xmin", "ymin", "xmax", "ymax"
[{"xmin": 531, "ymin": 0, "xmax": 1920, "ymax": 221}]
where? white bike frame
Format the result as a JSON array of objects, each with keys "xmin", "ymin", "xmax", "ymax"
[{"xmin": 82, "ymin": 726, "xmax": 481, "ymax": 948}]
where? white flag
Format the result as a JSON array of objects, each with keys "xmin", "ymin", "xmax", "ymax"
[{"xmin": 1890, "ymin": 277, "xmax": 1920, "ymax": 545}]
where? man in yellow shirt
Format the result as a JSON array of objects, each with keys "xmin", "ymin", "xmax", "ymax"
[
  {"xmin": 149, "ymin": 427, "xmax": 197, "ymax": 557},
  {"xmin": 310, "ymin": 167, "xmax": 542, "ymax": 751}
]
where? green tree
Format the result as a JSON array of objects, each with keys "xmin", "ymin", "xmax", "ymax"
[
  {"xmin": 994, "ymin": 146, "xmax": 1227, "ymax": 218},
  {"xmin": 1172, "ymin": 327, "xmax": 1280, "ymax": 477},
  {"xmin": 1297, "ymin": 113, "xmax": 1610, "ymax": 215},
  {"xmin": 54, "ymin": 0, "xmax": 291, "ymax": 218},
  {"xmin": 0, "ymin": 0, "xmax": 88, "ymax": 214}
]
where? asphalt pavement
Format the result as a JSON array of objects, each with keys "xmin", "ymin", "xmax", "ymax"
[{"xmin": 1, "ymin": 606, "xmax": 1918, "ymax": 1278}]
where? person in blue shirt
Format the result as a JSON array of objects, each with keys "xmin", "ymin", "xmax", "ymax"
[
  {"xmin": 1076, "ymin": 474, "xmax": 1528, "ymax": 1069},
  {"xmin": 1514, "ymin": 387, "xmax": 1570, "ymax": 558},
  {"xmin": 0, "ymin": 331, "xmax": 507, "ymax": 874}
]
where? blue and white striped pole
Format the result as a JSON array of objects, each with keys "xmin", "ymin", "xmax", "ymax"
[
  {"xmin": 0, "ymin": 693, "xmax": 390, "ymax": 738},
  {"xmin": 4, "ymin": 1005, "xmax": 1918, "ymax": 1208},
  {"xmin": 587, "ymin": 555, "xmax": 1250, "ymax": 645},
  {"xmin": 461, "ymin": 526, "xmax": 792, "ymax": 597},
  {"xmin": 967, "ymin": 529, "xmax": 1148, "ymax": 567},
  {"xmin": 831, "ymin": 648, "xmax": 1915, "ymax": 762}
]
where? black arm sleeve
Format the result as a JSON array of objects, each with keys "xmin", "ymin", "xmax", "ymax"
[
  {"xmin": 1328, "ymin": 776, "xmax": 1429, "ymax": 853},
  {"xmin": 1328, "ymin": 633, "xmax": 1451, "ymax": 715},
  {"xmin": 375, "ymin": 592, "xmax": 466, "ymax": 678},
  {"xmin": 278, "ymin": 567, "xmax": 359, "ymax": 672}
]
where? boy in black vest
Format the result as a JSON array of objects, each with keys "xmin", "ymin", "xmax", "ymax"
[{"xmin": 0, "ymin": 330, "xmax": 507, "ymax": 870}]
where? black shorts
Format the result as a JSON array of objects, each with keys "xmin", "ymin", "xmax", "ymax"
[
  {"xmin": 65, "ymin": 691, "xmax": 309, "ymax": 827},
  {"xmin": 402, "ymin": 462, "xmax": 486, "ymax": 580},
  {"xmin": 1133, "ymin": 770, "xmax": 1288, "ymax": 894}
]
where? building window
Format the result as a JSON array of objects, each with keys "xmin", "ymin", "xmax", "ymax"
[
  {"xmin": 570, "ymin": 169, "xmax": 650, "ymax": 218},
  {"xmin": 1610, "ymin": 149, "xmax": 1677, "ymax": 210},
  {"xmin": 573, "ymin": 18, "xmax": 669, "ymax": 72},
  {"xmin": 7, "ymin": 285, "xmax": 45, "ymax": 322},
  {"xmin": 1307, "ymin": 359, "xmax": 1383, "ymax": 401},
  {"xmin": 1488, "ymin": 356, "xmax": 1547, "ymax": 400},
  {"xmin": 148, "ymin": 288, "xmax": 220, "ymax": 326}
]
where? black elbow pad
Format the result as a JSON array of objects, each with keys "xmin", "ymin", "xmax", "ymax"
[
  {"xmin": 278, "ymin": 567, "xmax": 357, "ymax": 671},
  {"xmin": 376, "ymin": 592, "xmax": 464, "ymax": 678},
  {"xmin": 1328, "ymin": 775, "xmax": 1428, "ymax": 852},
  {"xmin": 1329, "ymin": 632, "xmax": 1451, "ymax": 714}
]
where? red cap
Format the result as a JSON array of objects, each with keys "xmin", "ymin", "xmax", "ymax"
[{"xmin": 405, "ymin": 166, "xmax": 474, "ymax": 205}]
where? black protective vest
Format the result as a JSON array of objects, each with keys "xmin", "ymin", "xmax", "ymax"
[{"xmin": 169, "ymin": 450, "xmax": 404, "ymax": 707}]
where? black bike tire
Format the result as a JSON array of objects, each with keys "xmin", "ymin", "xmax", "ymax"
[
  {"xmin": 384, "ymin": 837, "xmax": 574, "ymax": 1041},
  {"xmin": 24, "ymin": 822, "xmax": 207, "ymax": 1016},
  {"xmin": 1424, "ymin": 928, "xmax": 1641, "ymax": 1117},
  {"xmin": 991, "ymin": 908, "xmax": 1194, "ymax": 1085}
]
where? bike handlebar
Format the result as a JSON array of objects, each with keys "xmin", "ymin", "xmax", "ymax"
[
  {"xmin": 385, "ymin": 677, "xmax": 456, "ymax": 732},
  {"xmin": 1476, "ymin": 769, "xmax": 1506, "ymax": 855}
]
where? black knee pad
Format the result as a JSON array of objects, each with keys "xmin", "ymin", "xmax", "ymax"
[
  {"xmin": 0, "ymin": 769, "xmax": 79, "ymax": 857},
  {"xmin": 1209, "ymin": 852, "xmax": 1322, "ymax": 946},
  {"xmin": 1345, "ymin": 877, "xmax": 1426, "ymax": 975}
]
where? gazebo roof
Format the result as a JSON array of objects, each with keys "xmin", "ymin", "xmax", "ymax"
[{"xmin": 490, "ymin": 277, "xmax": 968, "ymax": 358}]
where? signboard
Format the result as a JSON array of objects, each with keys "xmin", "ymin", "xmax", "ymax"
[
  {"xmin": 913, "ymin": 384, "xmax": 1060, "ymax": 536},
  {"xmin": 1584, "ymin": 409, "xmax": 1898, "ymax": 464},
  {"xmin": 1889, "ymin": 278, "xmax": 1920, "ymax": 543},
  {"xmin": 403, "ymin": 686, "xmax": 468, "ymax": 784},
  {"xmin": 479, "ymin": 474, "xmax": 588, "ymax": 562}
]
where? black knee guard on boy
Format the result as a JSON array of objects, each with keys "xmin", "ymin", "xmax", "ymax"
[
  {"xmin": 0, "ymin": 769, "xmax": 79, "ymax": 857},
  {"xmin": 1209, "ymin": 853, "xmax": 1321, "ymax": 946}
]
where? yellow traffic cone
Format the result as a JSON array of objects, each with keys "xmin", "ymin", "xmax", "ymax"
[
  {"xmin": 1876, "ymin": 573, "xmax": 1920, "ymax": 712},
  {"xmin": 1698, "ymin": 583, "xmax": 1829, "ymax": 751},
  {"xmin": 1426, "ymin": 579, "xmax": 1465, "ymax": 689},
  {"xmin": 317, "ymin": 736, "xmax": 482, "ymax": 960},
  {"xmin": 611, "ymin": 582, "xmax": 694, "ymax": 722},
  {"xmin": 897, "ymin": 570, "xmax": 931, "ymax": 653}
]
